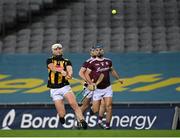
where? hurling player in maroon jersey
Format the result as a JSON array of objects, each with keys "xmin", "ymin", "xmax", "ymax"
[
  {"xmin": 79, "ymin": 47, "xmax": 97, "ymax": 113},
  {"xmin": 85, "ymin": 44, "xmax": 123, "ymax": 129},
  {"xmin": 79, "ymin": 47, "xmax": 105, "ymax": 118}
]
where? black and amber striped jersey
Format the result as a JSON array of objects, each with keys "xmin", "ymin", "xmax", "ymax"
[{"xmin": 46, "ymin": 55, "xmax": 72, "ymax": 88}]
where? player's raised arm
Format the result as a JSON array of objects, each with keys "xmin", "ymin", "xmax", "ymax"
[
  {"xmin": 47, "ymin": 63, "xmax": 63, "ymax": 73},
  {"xmin": 66, "ymin": 65, "xmax": 73, "ymax": 79},
  {"xmin": 110, "ymin": 66, "xmax": 123, "ymax": 84},
  {"xmin": 85, "ymin": 68, "xmax": 96, "ymax": 91},
  {"xmin": 79, "ymin": 67, "xmax": 87, "ymax": 81},
  {"xmin": 47, "ymin": 62, "xmax": 68, "ymax": 77},
  {"xmin": 84, "ymin": 68, "xmax": 93, "ymax": 84}
]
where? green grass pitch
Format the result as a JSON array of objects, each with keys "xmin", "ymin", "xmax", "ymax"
[{"xmin": 0, "ymin": 130, "xmax": 180, "ymax": 137}]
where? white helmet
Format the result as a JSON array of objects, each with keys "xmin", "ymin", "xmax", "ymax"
[{"xmin": 51, "ymin": 43, "xmax": 62, "ymax": 51}]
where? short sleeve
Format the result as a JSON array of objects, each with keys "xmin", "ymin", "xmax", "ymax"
[
  {"xmin": 46, "ymin": 58, "xmax": 52, "ymax": 66},
  {"xmin": 66, "ymin": 60, "xmax": 72, "ymax": 66},
  {"xmin": 109, "ymin": 60, "xmax": 112, "ymax": 68},
  {"xmin": 82, "ymin": 61, "xmax": 89, "ymax": 68},
  {"xmin": 86, "ymin": 61, "xmax": 93, "ymax": 71}
]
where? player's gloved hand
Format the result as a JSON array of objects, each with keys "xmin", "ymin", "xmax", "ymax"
[
  {"xmin": 87, "ymin": 83, "xmax": 96, "ymax": 91},
  {"xmin": 118, "ymin": 79, "xmax": 124, "ymax": 84},
  {"xmin": 60, "ymin": 70, "xmax": 67, "ymax": 76},
  {"xmin": 65, "ymin": 74, "xmax": 72, "ymax": 80},
  {"xmin": 83, "ymin": 82, "xmax": 88, "ymax": 88}
]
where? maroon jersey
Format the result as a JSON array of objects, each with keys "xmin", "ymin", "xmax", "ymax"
[
  {"xmin": 81, "ymin": 57, "xmax": 95, "ymax": 79},
  {"xmin": 81, "ymin": 57, "xmax": 94, "ymax": 69},
  {"xmin": 87, "ymin": 57, "xmax": 112, "ymax": 89}
]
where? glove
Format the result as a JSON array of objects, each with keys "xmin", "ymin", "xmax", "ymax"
[
  {"xmin": 83, "ymin": 82, "xmax": 88, "ymax": 89},
  {"xmin": 65, "ymin": 75, "xmax": 72, "ymax": 80},
  {"xmin": 118, "ymin": 79, "xmax": 124, "ymax": 84},
  {"xmin": 61, "ymin": 70, "xmax": 67, "ymax": 76},
  {"xmin": 87, "ymin": 84, "xmax": 96, "ymax": 91}
]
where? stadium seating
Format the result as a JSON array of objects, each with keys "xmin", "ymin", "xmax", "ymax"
[
  {"xmin": 0, "ymin": 40, "xmax": 2, "ymax": 53},
  {"xmin": 139, "ymin": 27, "xmax": 153, "ymax": 52},
  {"xmin": 0, "ymin": 0, "xmax": 55, "ymax": 31},
  {"xmin": 0, "ymin": 0, "xmax": 180, "ymax": 53},
  {"xmin": 3, "ymin": 34, "xmax": 16, "ymax": 53}
]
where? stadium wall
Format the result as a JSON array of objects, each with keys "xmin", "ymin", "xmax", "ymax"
[
  {"xmin": 0, "ymin": 53, "xmax": 180, "ymax": 104},
  {"xmin": 0, "ymin": 104, "xmax": 179, "ymax": 130}
]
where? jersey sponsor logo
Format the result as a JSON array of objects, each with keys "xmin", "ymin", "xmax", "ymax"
[
  {"xmin": 100, "ymin": 62, "xmax": 104, "ymax": 66},
  {"xmin": 95, "ymin": 63, "xmax": 100, "ymax": 66},
  {"xmin": 105, "ymin": 62, "xmax": 109, "ymax": 65},
  {"xmin": 97, "ymin": 67, "xmax": 110, "ymax": 72}
]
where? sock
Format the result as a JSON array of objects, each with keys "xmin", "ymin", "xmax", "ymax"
[
  {"xmin": 106, "ymin": 122, "xmax": 110, "ymax": 128},
  {"xmin": 60, "ymin": 117, "xmax": 65, "ymax": 124},
  {"xmin": 106, "ymin": 122, "xmax": 110, "ymax": 127},
  {"xmin": 80, "ymin": 119, "xmax": 88, "ymax": 129},
  {"xmin": 89, "ymin": 107, "xmax": 94, "ymax": 115},
  {"xmin": 98, "ymin": 116, "xmax": 103, "ymax": 123}
]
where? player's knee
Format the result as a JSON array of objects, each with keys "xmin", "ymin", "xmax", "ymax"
[
  {"xmin": 93, "ymin": 107, "xmax": 99, "ymax": 113},
  {"xmin": 69, "ymin": 102, "xmax": 78, "ymax": 110},
  {"xmin": 106, "ymin": 104, "xmax": 112, "ymax": 111},
  {"xmin": 100, "ymin": 104, "xmax": 105, "ymax": 109}
]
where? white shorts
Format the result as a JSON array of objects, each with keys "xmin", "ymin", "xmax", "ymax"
[
  {"xmin": 83, "ymin": 88, "xmax": 93, "ymax": 99},
  {"xmin": 50, "ymin": 85, "xmax": 72, "ymax": 101},
  {"xmin": 93, "ymin": 85, "xmax": 113, "ymax": 101}
]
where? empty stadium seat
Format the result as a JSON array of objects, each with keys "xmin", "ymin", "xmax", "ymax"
[
  {"xmin": 3, "ymin": 0, "xmax": 17, "ymax": 26},
  {"xmin": 150, "ymin": 0, "xmax": 165, "ymax": 27},
  {"xmin": 137, "ymin": 0, "xmax": 151, "ymax": 27},
  {"xmin": 0, "ymin": 40, "xmax": 2, "ymax": 53},
  {"xmin": 16, "ymin": 0, "xmax": 30, "ymax": 20},
  {"xmin": 57, "ymin": 9, "xmax": 71, "ymax": 29},
  {"xmin": 84, "ymin": 0, "xmax": 97, "ymax": 29},
  {"xmin": 0, "ymin": 4, "xmax": 3, "ymax": 32},
  {"xmin": 124, "ymin": 0, "xmax": 138, "ymax": 28},
  {"xmin": 124, "ymin": 27, "xmax": 139, "ymax": 52},
  {"xmin": 139, "ymin": 27, "xmax": 153, "ymax": 52},
  {"xmin": 164, "ymin": 0, "xmax": 178, "ymax": 27},
  {"xmin": 2, "ymin": 34, "xmax": 16, "ymax": 53},
  {"xmin": 97, "ymin": 27, "xmax": 111, "ymax": 51},
  {"xmin": 16, "ymin": 40, "xmax": 29, "ymax": 53},
  {"xmin": 56, "ymin": 28, "xmax": 71, "ymax": 52},
  {"xmin": 29, "ymin": 0, "xmax": 43, "ymax": 13},
  {"xmin": 43, "ymin": 28, "xmax": 58, "ymax": 51},
  {"xmin": 152, "ymin": 26, "xmax": 167, "ymax": 52},
  {"xmin": 97, "ymin": 0, "xmax": 111, "ymax": 28},
  {"xmin": 69, "ymin": 28, "xmax": 84, "ymax": 52},
  {"xmin": 43, "ymin": 0, "xmax": 54, "ymax": 9},
  {"xmin": 83, "ymin": 28, "xmax": 97, "ymax": 52},
  {"xmin": 111, "ymin": 36, "xmax": 125, "ymax": 52},
  {"xmin": 44, "ymin": 15, "xmax": 57, "ymax": 29}
]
